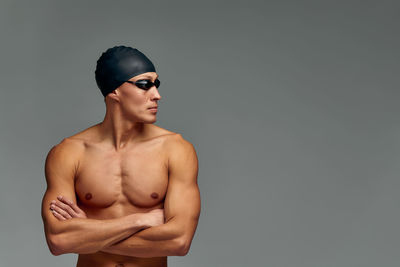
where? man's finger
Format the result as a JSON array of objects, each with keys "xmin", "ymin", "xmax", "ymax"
[
  {"xmin": 53, "ymin": 201, "xmax": 76, "ymax": 218},
  {"xmin": 57, "ymin": 195, "xmax": 81, "ymax": 213},
  {"xmin": 51, "ymin": 204, "xmax": 73, "ymax": 219},
  {"xmin": 51, "ymin": 209, "xmax": 67, "ymax": 221}
]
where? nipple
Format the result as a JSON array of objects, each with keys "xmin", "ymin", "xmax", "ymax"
[
  {"xmin": 85, "ymin": 193, "xmax": 92, "ymax": 200},
  {"xmin": 151, "ymin": 192, "xmax": 159, "ymax": 199}
]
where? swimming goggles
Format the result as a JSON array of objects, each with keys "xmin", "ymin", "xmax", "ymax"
[{"xmin": 125, "ymin": 79, "xmax": 161, "ymax": 90}]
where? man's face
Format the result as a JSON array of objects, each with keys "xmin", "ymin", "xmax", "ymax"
[{"xmin": 114, "ymin": 72, "xmax": 161, "ymax": 123}]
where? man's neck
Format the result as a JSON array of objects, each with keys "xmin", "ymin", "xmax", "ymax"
[{"xmin": 98, "ymin": 108, "xmax": 149, "ymax": 151}]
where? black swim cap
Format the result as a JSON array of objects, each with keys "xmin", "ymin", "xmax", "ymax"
[{"xmin": 95, "ymin": 45, "xmax": 156, "ymax": 97}]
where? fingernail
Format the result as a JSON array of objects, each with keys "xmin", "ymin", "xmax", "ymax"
[{"xmin": 57, "ymin": 196, "xmax": 62, "ymax": 199}]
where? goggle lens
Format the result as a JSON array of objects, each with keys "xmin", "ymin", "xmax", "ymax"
[{"xmin": 131, "ymin": 79, "xmax": 161, "ymax": 90}]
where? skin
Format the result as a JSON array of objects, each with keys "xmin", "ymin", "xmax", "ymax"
[{"xmin": 41, "ymin": 72, "xmax": 201, "ymax": 267}]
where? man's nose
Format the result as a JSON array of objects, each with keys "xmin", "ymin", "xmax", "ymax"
[{"xmin": 150, "ymin": 87, "xmax": 161, "ymax": 101}]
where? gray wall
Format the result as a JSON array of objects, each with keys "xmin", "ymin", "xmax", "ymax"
[{"xmin": 1, "ymin": 0, "xmax": 399, "ymax": 266}]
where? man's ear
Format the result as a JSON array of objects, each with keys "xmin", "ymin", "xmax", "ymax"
[{"xmin": 107, "ymin": 89, "xmax": 120, "ymax": 102}]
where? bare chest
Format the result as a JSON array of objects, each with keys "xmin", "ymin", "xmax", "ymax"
[{"xmin": 75, "ymin": 141, "xmax": 168, "ymax": 213}]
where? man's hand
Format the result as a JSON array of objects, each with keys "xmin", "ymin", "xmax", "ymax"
[
  {"xmin": 141, "ymin": 209, "xmax": 165, "ymax": 228},
  {"xmin": 49, "ymin": 195, "xmax": 166, "ymax": 228},
  {"xmin": 49, "ymin": 195, "xmax": 87, "ymax": 220}
]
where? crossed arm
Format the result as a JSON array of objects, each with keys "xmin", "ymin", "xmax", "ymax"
[{"xmin": 42, "ymin": 136, "xmax": 201, "ymax": 258}]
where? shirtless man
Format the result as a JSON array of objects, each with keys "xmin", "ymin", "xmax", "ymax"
[{"xmin": 41, "ymin": 46, "xmax": 201, "ymax": 267}]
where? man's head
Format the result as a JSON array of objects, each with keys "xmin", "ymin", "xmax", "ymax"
[
  {"xmin": 95, "ymin": 45, "xmax": 157, "ymax": 97},
  {"xmin": 95, "ymin": 45, "xmax": 161, "ymax": 123}
]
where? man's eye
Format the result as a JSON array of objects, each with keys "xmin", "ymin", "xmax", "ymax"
[{"xmin": 135, "ymin": 80, "xmax": 149, "ymax": 85}]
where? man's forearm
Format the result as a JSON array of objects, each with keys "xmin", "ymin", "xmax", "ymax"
[
  {"xmin": 49, "ymin": 213, "xmax": 146, "ymax": 255},
  {"xmin": 100, "ymin": 218, "xmax": 184, "ymax": 257}
]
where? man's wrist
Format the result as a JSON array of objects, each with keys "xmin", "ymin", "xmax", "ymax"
[
  {"xmin": 128, "ymin": 213, "xmax": 150, "ymax": 230},
  {"xmin": 102, "ymin": 214, "xmax": 149, "ymax": 249}
]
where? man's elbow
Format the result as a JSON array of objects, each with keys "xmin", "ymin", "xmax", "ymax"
[
  {"xmin": 47, "ymin": 233, "xmax": 81, "ymax": 256},
  {"xmin": 47, "ymin": 234, "xmax": 66, "ymax": 256},
  {"xmin": 175, "ymin": 237, "xmax": 191, "ymax": 256},
  {"xmin": 47, "ymin": 233, "xmax": 98, "ymax": 256}
]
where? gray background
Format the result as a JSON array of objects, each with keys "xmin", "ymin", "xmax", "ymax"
[{"xmin": 0, "ymin": 0, "xmax": 399, "ymax": 266}]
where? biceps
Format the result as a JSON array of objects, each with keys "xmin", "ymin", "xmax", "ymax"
[{"xmin": 164, "ymin": 180, "xmax": 201, "ymax": 233}]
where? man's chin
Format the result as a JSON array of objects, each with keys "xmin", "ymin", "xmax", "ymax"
[
  {"xmin": 131, "ymin": 114, "xmax": 157, "ymax": 124},
  {"xmin": 143, "ymin": 117, "xmax": 157, "ymax": 124}
]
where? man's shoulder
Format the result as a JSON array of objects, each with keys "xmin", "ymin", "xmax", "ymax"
[
  {"xmin": 51, "ymin": 123, "xmax": 104, "ymax": 153},
  {"xmin": 160, "ymin": 129, "xmax": 196, "ymax": 156},
  {"xmin": 152, "ymin": 124, "xmax": 186, "ymax": 143},
  {"xmin": 64, "ymin": 123, "xmax": 100, "ymax": 143},
  {"xmin": 148, "ymin": 125, "xmax": 181, "ymax": 143},
  {"xmin": 165, "ymin": 133, "xmax": 192, "ymax": 147},
  {"xmin": 47, "ymin": 137, "xmax": 85, "ymax": 162},
  {"xmin": 47, "ymin": 124, "xmax": 96, "ymax": 160},
  {"xmin": 150, "ymin": 124, "xmax": 177, "ymax": 137},
  {"xmin": 44, "ymin": 138, "xmax": 84, "ymax": 180},
  {"xmin": 163, "ymin": 131, "xmax": 198, "ymax": 177}
]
